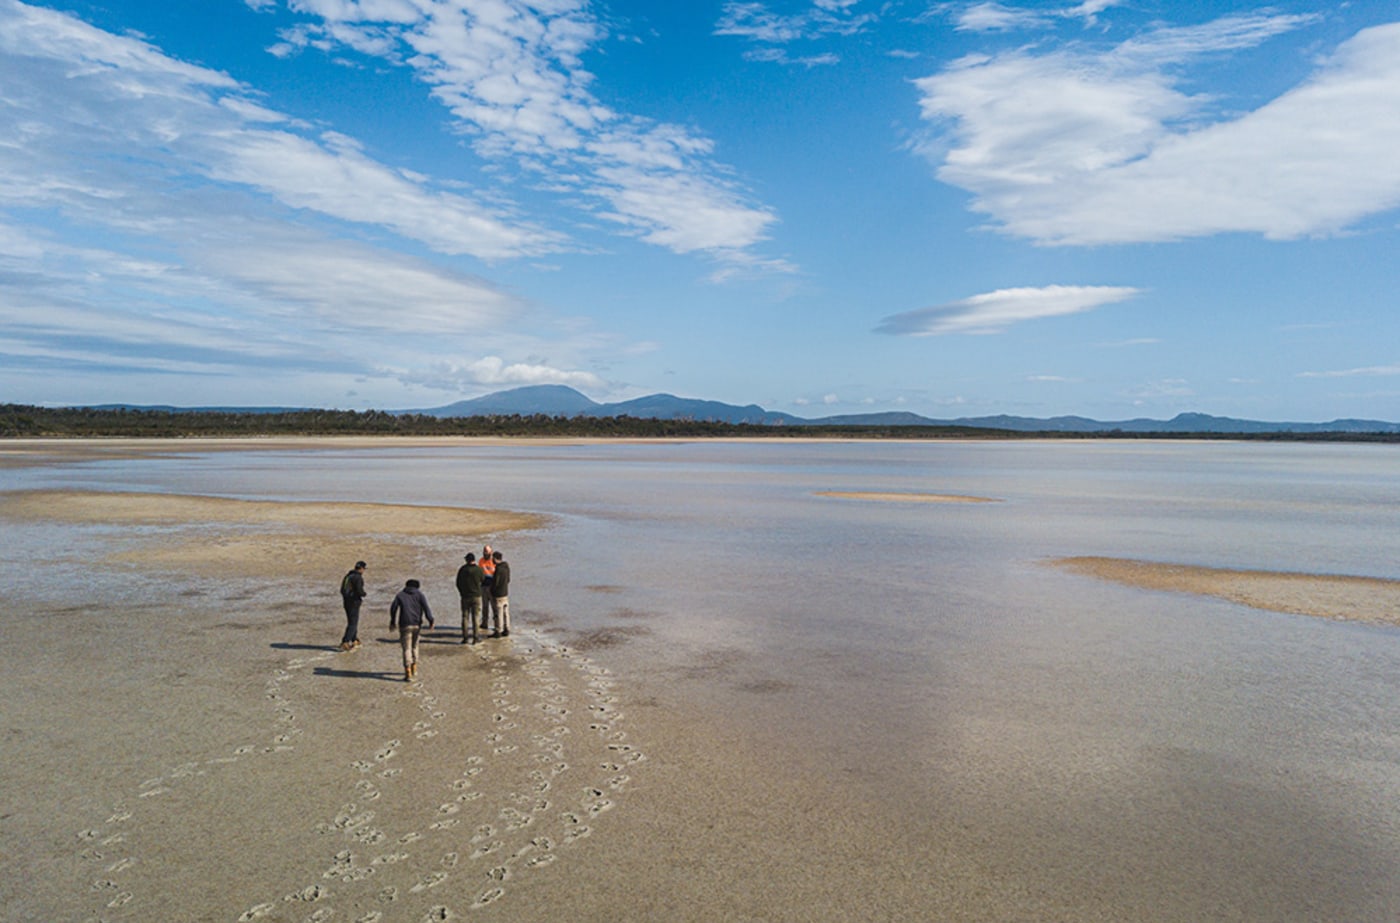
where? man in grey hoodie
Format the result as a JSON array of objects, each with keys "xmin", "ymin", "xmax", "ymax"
[{"xmin": 389, "ymin": 579, "xmax": 434, "ymax": 682}]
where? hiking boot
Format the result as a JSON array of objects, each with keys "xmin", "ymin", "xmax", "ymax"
[{"xmin": 501, "ymin": 629, "xmax": 510, "ymax": 637}]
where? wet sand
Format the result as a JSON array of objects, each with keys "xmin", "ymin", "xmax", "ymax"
[
  {"xmin": 1052, "ymin": 556, "xmax": 1400, "ymax": 628},
  {"xmin": 0, "ymin": 480, "xmax": 970, "ymax": 921},
  {"xmin": 4, "ymin": 440, "xmax": 1399, "ymax": 921}
]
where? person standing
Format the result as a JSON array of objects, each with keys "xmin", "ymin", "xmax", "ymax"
[
  {"xmin": 389, "ymin": 579, "xmax": 434, "ymax": 681},
  {"xmin": 455, "ymin": 552, "xmax": 485, "ymax": 645},
  {"xmin": 489, "ymin": 550, "xmax": 511, "ymax": 638},
  {"xmin": 479, "ymin": 545, "xmax": 496, "ymax": 632},
  {"xmin": 339, "ymin": 560, "xmax": 367, "ymax": 651}
]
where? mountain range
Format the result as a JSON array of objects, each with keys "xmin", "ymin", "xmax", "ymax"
[{"xmin": 409, "ymin": 386, "xmax": 1400, "ymax": 434}]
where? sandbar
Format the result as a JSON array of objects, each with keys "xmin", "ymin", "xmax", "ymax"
[
  {"xmin": 0, "ymin": 490, "xmax": 545, "ymax": 578},
  {"xmin": 1052, "ymin": 556, "xmax": 1400, "ymax": 627},
  {"xmin": 817, "ymin": 490, "xmax": 1001, "ymax": 503}
]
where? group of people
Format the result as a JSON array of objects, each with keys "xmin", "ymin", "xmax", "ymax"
[{"xmin": 336, "ymin": 545, "xmax": 513, "ymax": 682}]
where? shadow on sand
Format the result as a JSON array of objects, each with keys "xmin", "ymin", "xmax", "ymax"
[
  {"xmin": 312, "ymin": 665, "xmax": 404, "ymax": 682},
  {"xmin": 271, "ymin": 642, "xmax": 342, "ymax": 652}
]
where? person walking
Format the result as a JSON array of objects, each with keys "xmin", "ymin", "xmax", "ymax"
[
  {"xmin": 389, "ymin": 579, "xmax": 434, "ymax": 681},
  {"xmin": 479, "ymin": 545, "xmax": 496, "ymax": 633},
  {"xmin": 489, "ymin": 550, "xmax": 511, "ymax": 638},
  {"xmin": 455, "ymin": 552, "xmax": 485, "ymax": 645},
  {"xmin": 339, "ymin": 560, "xmax": 367, "ymax": 651}
]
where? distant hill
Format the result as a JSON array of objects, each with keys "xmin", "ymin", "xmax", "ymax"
[
  {"xmin": 411, "ymin": 388, "xmax": 1400, "ymax": 433},
  {"xmin": 414, "ymin": 385, "xmax": 601, "ymax": 417},
  {"xmin": 75, "ymin": 390, "xmax": 1400, "ymax": 434},
  {"xmin": 412, "ymin": 385, "xmax": 802, "ymax": 425}
]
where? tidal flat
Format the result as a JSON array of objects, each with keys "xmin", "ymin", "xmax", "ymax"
[{"xmin": 2, "ymin": 437, "xmax": 1397, "ymax": 921}]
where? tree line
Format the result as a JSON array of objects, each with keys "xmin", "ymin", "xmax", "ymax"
[
  {"xmin": 3, "ymin": 404, "xmax": 1396, "ymax": 442},
  {"xmin": 0, "ymin": 404, "xmax": 1003, "ymax": 439}
]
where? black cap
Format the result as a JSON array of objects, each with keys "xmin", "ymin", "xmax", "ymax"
[
  {"xmin": 465, "ymin": 553, "xmax": 475, "ymax": 562},
  {"xmin": 406, "ymin": 579, "xmax": 420, "ymax": 588}
]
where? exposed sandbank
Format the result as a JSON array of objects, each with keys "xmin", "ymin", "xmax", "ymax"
[
  {"xmin": 0, "ymin": 490, "xmax": 545, "ymax": 579},
  {"xmin": 816, "ymin": 490, "xmax": 1001, "ymax": 503},
  {"xmin": 1053, "ymin": 556, "xmax": 1400, "ymax": 627}
]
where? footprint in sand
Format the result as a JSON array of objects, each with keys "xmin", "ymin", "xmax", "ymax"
[
  {"xmin": 409, "ymin": 870, "xmax": 450, "ymax": 893},
  {"xmin": 470, "ymin": 841, "xmax": 502, "ymax": 859},
  {"xmin": 284, "ymin": 883, "xmax": 328, "ymax": 902},
  {"xmin": 371, "ymin": 852, "xmax": 409, "ymax": 866},
  {"xmin": 471, "ymin": 887, "xmax": 505, "ymax": 909}
]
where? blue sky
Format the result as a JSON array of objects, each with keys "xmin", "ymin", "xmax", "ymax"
[{"xmin": 2, "ymin": 0, "xmax": 1398, "ymax": 421}]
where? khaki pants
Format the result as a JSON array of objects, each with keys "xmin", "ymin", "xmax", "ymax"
[
  {"xmin": 399, "ymin": 626, "xmax": 421, "ymax": 671},
  {"xmin": 489, "ymin": 596, "xmax": 510, "ymax": 633}
]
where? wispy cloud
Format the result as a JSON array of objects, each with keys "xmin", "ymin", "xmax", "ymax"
[
  {"xmin": 715, "ymin": 1, "xmax": 876, "ymax": 44},
  {"xmin": 1298, "ymin": 364, "xmax": 1400, "ymax": 379},
  {"xmin": 951, "ymin": 2, "xmax": 1048, "ymax": 33},
  {"xmin": 911, "ymin": 14, "xmax": 1400, "ymax": 245},
  {"xmin": 390, "ymin": 356, "xmax": 606, "ymax": 393},
  {"xmin": 267, "ymin": 0, "xmax": 779, "ymax": 260},
  {"xmin": 0, "ymin": 1, "xmax": 642, "ymax": 403},
  {"xmin": 0, "ymin": 0, "xmax": 554, "ymax": 260},
  {"xmin": 947, "ymin": 0, "xmax": 1121, "ymax": 33},
  {"xmin": 875, "ymin": 284, "xmax": 1139, "ymax": 335}
]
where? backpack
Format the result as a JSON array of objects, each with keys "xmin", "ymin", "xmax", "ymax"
[{"xmin": 340, "ymin": 572, "xmax": 356, "ymax": 598}]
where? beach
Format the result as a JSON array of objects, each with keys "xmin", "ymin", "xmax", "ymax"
[{"xmin": 3, "ymin": 438, "xmax": 1398, "ymax": 921}]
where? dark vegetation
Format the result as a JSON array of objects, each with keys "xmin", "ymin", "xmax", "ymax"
[{"xmin": 2, "ymin": 403, "xmax": 1397, "ymax": 441}]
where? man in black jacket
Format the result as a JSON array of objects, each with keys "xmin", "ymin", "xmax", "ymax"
[
  {"xmin": 456, "ymin": 553, "xmax": 485, "ymax": 645},
  {"xmin": 339, "ymin": 560, "xmax": 367, "ymax": 651},
  {"xmin": 489, "ymin": 550, "xmax": 511, "ymax": 638}
]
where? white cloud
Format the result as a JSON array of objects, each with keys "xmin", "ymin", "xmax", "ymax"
[
  {"xmin": 715, "ymin": 1, "xmax": 876, "ymax": 44},
  {"xmin": 591, "ymin": 165, "xmax": 776, "ymax": 253},
  {"xmin": 1131, "ymin": 378, "xmax": 1193, "ymax": 399},
  {"xmin": 193, "ymin": 237, "xmax": 522, "ymax": 334},
  {"xmin": 0, "ymin": 2, "xmax": 640, "ymax": 406},
  {"xmin": 953, "ymin": 2, "xmax": 1046, "ymax": 33},
  {"xmin": 912, "ymin": 15, "xmax": 1400, "ymax": 245},
  {"xmin": 741, "ymin": 46, "xmax": 840, "ymax": 67},
  {"xmin": 393, "ymin": 356, "xmax": 606, "ymax": 392},
  {"xmin": 270, "ymin": 0, "xmax": 779, "ymax": 259},
  {"xmin": 0, "ymin": 0, "xmax": 554, "ymax": 261},
  {"xmin": 204, "ymin": 129, "xmax": 555, "ymax": 259},
  {"xmin": 876, "ymin": 284, "xmax": 1140, "ymax": 336},
  {"xmin": 1298, "ymin": 364, "xmax": 1400, "ymax": 379}
]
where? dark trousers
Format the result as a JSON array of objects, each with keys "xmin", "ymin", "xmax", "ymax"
[{"xmin": 341, "ymin": 597, "xmax": 362, "ymax": 644}]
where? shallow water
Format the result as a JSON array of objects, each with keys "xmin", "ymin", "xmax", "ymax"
[{"xmin": 5, "ymin": 439, "xmax": 1399, "ymax": 919}]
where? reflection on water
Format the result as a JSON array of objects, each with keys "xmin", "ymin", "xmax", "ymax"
[{"xmin": 4, "ymin": 439, "xmax": 1399, "ymax": 919}]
